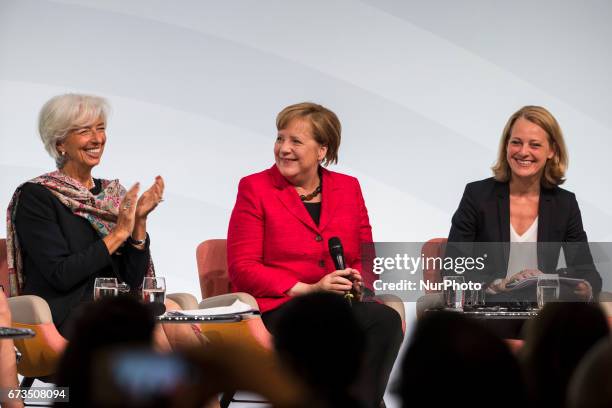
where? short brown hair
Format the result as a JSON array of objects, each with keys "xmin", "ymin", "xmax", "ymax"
[
  {"xmin": 492, "ymin": 106, "xmax": 568, "ymax": 188},
  {"xmin": 276, "ymin": 102, "xmax": 341, "ymax": 166}
]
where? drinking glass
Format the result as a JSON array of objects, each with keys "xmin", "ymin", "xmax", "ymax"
[
  {"xmin": 537, "ymin": 274, "xmax": 560, "ymax": 308},
  {"xmin": 94, "ymin": 277, "xmax": 118, "ymax": 300},
  {"xmin": 465, "ymin": 285, "xmax": 486, "ymax": 308},
  {"xmin": 142, "ymin": 277, "xmax": 166, "ymax": 306},
  {"xmin": 443, "ymin": 275, "xmax": 465, "ymax": 310}
]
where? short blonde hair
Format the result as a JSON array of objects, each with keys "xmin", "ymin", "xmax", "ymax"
[
  {"xmin": 492, "ymin": 106, "xmax": 568, "ymax": 188},
  {"xmin": 276, "ymin": 102, "xmax": 341, "ymax": 166},
  {"xmin": 38, "ymin": 94, "xmax": 109, "ymax": 168}
]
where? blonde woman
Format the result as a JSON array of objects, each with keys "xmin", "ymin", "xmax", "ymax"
[{"xmin": 447, "ymin": 106, "xmax": 600, "ymax": 300}]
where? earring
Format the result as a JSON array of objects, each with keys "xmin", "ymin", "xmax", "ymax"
[{"xmin": 60, "ymin": 151, "xmax": 65, "ymax": 156}]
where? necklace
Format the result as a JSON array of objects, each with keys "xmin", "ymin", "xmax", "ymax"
[
  {"xmin": 60, "ymin": 170, "xmax": 94, "ymax": 189},
  {"xmin": 299, "ymin": 184, "xmax": 321, "ymax": 201},
  {"xmin": 78, "ymin": 176, "xmax": 95, "ymax": 190}
]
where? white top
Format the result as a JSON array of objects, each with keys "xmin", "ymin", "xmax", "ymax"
[{"xmin": 506, "ymin": 217, "xmax": 538, "ymax": 278}]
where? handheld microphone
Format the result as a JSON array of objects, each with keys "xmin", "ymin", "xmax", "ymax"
[
  {"xmin": 328, "ymin": 236, "xmax": 346, "ymax": 270},
  {"xmin": 328, "ymin": 237, "xmax": 354, "ymax": 304}
]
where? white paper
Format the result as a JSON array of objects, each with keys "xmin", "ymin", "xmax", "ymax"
[
  {"xmin": 505, "ymin": 276, "xmax": 585, "ymax": 291},
  {"xmin": 167, "ymin": 299, "xmax": 255, "ymax": 317}
]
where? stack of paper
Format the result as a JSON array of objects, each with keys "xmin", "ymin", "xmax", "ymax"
[
  {"xmin": 505, "ymin": 276, "xmax": 585, "ymax": 291},
  {"xmin": 166, "ymin": 299, "xmax": 256, "ymax": 317}
]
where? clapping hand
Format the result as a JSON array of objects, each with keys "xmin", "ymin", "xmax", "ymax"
[
  {"xmin": 136, "ymin": 176, "xmax": 165, "ymax": 220},
  {"xmin": 115, "ymin": 183, "xmax": 140, "ymax": 237},
  {"xmin": 104, "ymin": 177, "xmax": 165, "ymax": 254}
]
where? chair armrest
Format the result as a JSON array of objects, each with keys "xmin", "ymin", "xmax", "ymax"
[
  {"xmin": 199, "ymin": 292, "xmax": 259, "ymax": 311},
  {"xmin": 598, "ymin": 291, "xmax": 612, "ymax": 317},
  {"xmin": 7, "ymin": 296, "xmax": 67, "ymax": 378},
  {"xmin": 415, "ymin": 293, "xmax": 444, "ymax": 320},
  {"xmin": 167, "ymin": 293, "xmax": 199, "ymax": 310},
  {"xmin": 7, "ymin": 295, "xmax": 53, "ymax": 324}
]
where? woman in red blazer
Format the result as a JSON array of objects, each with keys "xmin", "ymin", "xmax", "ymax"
[{"xmin": 227, "ymin": 102, "xmax": 403, "ymax": 408}]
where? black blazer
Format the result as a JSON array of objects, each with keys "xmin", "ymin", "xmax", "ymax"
[
  {"xmin": 447, "ymin": 177, "xmax": 601, "ymax": 295},
  {"xmin": 15, "ymin": 182, "xmax": 150, "ymax": 336}
]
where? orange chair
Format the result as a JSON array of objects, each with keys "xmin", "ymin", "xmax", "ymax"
[
  {"xmin": 8, "ymin": 296, "xmax": 68, "ymax": 385},
  {"xmin": 196, "ymin": 239, "xmax": 406, "ymax": 406},
  {"xmin": 596, "ymin": 292, "xmax": 612, "ymax": 328},
  {"xmin": 196, "ymin": 239, "xmax": 406, "ymax": 338},
  {"xmin": 1, "ymin": 238, "xmax": 67, "ymax": 389},
  {"xmin": 196, "ymin": 239, "xmax": 274, "ymax": 406},
  {"xmin": 197, "ymin": 239, "xmax": 232, "ymax": 300},
  {"xmin": 421, "ymin": 238, "xmax": 448, "ymax": 293},
  {"xmin": 196, "ymin": 239, "xmax": 273, "ymax": 348},
  {"xmin": 416, "ymin": 238, "xmax": 447, "ymax": 320}
]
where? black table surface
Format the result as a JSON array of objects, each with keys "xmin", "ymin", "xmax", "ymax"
[
  {"xmin": 156, "ymin": 311, "xmax": 259, "ymax": 324},
  {"xmin": 424, "ymin": 307, "xmax": 539, "ymax": 339},
  {"xmin": 0, "ymin": 326, "xmax": 36, "ymax": 339}
]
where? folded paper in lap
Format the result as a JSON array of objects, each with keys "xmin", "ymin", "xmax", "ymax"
[
  {"xmin": 486, "ymin": 276, "xmax": 587, "ymax": 305},
  {"xmin": 167, "ymin": 299, "xmax": 256, "ymax": 317},
  {"xmin": 505, "ymin": 276, "xmax": 586, "ymax": 291}
]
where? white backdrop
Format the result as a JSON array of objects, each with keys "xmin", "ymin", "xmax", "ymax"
[
  {"xmin": 1, "ymin": 1, "xmax": 612, "ymax": 401},
  {"xmin": 3, "ymin": 0, "xmax": 611, "ymax": 294},
  {"xmin": 2, "ymin": 0, "xmax": 612, "ymax": 292},
  {"xmin": 0, "ymin": 0, "xmax": 612, "ymax": 404}
]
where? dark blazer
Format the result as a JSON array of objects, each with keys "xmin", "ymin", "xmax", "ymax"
[
  {"xmin": 15, "ymin": 182, "xmax": 150, "ymax": 336},
  {"xmin": 447, "ymin": 177, "xmax": 601, "ymax": 294}
]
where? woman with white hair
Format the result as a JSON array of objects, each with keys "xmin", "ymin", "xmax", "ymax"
[{"xmin": 5, "ymin": 94, "xmax": 164, "ymax": 337}]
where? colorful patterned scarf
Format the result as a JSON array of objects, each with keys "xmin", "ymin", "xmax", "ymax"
[{"xmin": 5, "ymin": 171, "xmax": 155, "ymax": 297}]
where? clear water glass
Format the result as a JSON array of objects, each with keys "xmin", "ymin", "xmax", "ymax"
[
  {"xmin": 142, "ymin": 276, "xmax": 166, "ymax": 306},
  {"xmin": 443, "ymin": 275, "xmax": 465, "ymax": 310},
  {"xmin": 465, "ymin": 285, "xmax": 486, "ymax": 308},
  {"xmin": 94, "ymin": 277, "xmax": 118, "ymax": 300},
  {"xmin": 537, "ymin": 274, "xmax": 560, "ymax": 308}
]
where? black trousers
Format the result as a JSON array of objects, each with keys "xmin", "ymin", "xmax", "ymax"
[{"xmin": 262, "ymin": 299, "xmax": 404, "ymax": 408}]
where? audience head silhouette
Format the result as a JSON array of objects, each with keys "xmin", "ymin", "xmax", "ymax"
[
  {"xmin": 398, "ymin": 311, "xmax": 526, "ymax": 408},
  {"xmin": 54, "ymin": 296, "xmax": 156, "ymax": 407},
  {"xmin": 273, "ymin": 292, "xmax": 366, "ymax": 407},
  {"xmin": 567, "ymin": 338, "xmax": 612, "ymax": 408},
  {"xmin": 521, "ymin": 302, "xmax": 609, "ymax": 408}
]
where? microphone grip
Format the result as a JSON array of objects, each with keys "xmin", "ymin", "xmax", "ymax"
[
  {"xmin": 333, "ymin": 254, "xmax": 359, "ymax": 303},
  {"xmin": 333, "ymin": 254, "xmax": 346, "ymax": 271}
]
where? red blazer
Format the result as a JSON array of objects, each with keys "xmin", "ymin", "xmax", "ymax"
[{"xmin": 227, "ymin": 165, "xmax": 374, "ymax": 313}]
